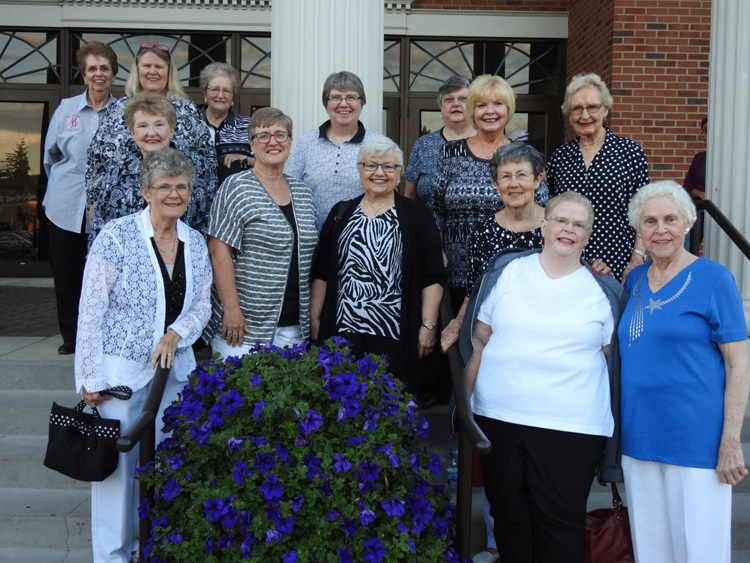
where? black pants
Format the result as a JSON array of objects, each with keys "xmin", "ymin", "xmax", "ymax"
[
  {"xmin": 48, "ymin": 219, "xmax": 88, "ymax": 346},
  {"xmin": 476, "ymin": 415, "xmax": 605, "ymax": 563}
]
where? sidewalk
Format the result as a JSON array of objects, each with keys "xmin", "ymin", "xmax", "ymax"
[{"xmin": 0, "ymin": 277, "xmax": 59, "ymax": 340}]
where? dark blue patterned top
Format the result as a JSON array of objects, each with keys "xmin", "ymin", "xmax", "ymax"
[{"xmin": 403, "ymin": 128, "xmax": 446, "ymax": 204}]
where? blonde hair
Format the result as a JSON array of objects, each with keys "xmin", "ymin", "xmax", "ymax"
[
  {"xmin": 466, "ymin": 75, "xmax": 516, "ymax": 129},
  {"xmin": 124, "ymin": 48, "xmax": 186, "ymax": 99},
  {"xmin": 561, "ymin": 73, "xmax": 613, "ymax": 115}
]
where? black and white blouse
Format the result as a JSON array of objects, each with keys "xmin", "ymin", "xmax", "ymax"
[
  {"xmin": 203, "ymin": 109, "xmax": 253, "ymax": 184},
  {"xmin": 86, "ymin": 96, "xmax": 218, "ymax": 240},
  {"xmin": 335, "ymin": 206, "xmax": 403, "ymax": 340},
  {"xmin": 466, "ymin": 216, "xmax": 543, "ymax": 294},
  {"xmin": 546, "ymin": 128, "xmax": 650, "ymax": 280}
]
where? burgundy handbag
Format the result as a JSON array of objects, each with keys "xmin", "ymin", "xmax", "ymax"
[{"xmin": 584, "ymin": 483, "xmax": 635, "ymax": 563}]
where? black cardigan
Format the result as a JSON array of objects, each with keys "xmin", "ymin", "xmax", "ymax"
[{"xmin": 312, "ymin": 192, "xmax": 446, "ymax": 392}]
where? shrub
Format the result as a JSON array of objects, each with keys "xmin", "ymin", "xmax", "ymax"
[{"xmin": 137, "ymin": 338, "xmax": 459, "ymax": 562}]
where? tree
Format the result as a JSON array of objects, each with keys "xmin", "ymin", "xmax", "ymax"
[{"xmin": 3, "ymin": 138, "xmax": 31, "ymax": 186}]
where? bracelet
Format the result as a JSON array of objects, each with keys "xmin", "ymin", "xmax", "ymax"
[
  {"xmin": 421, "ymin": 323, "xmax": 436, "ymax": 330},
  {"xmin": 634, "ymin": 249, "xmax": 650, "ymax": 262}
]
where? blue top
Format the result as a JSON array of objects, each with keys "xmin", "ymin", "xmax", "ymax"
[
  {"xmin": 403, "ymin": 128, "xmax": 447, "ymax": 204},
  {"xmin": 618, "ymin": 258, "xmax": 747, "ymax": 468}
]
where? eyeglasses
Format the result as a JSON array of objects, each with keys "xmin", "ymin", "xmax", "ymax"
[
  {"xmin": 442, "ymin": 96, "xmax": 468, "ymax": 105},
  {"xmin": 546, "ymin": 216, "xmax": 590, "ymax": 233},
  {"xmin": 207, "ymin": 87, "xmax": 233, "ymax": 97},
  {"xmin": 497, "ymin": 172, "xmax": 534, "ymax": 185},
  {"xmin": 150, "ymin": 184, "xmax": 190, "ymax": 195},
  {"xmin": 328, "ymin": 95, "xmax": 361, "ymax": 104},
  {"xmin": 138, "ymin": 42, "xmax": 171, "ymax": 58},
  {"xmin": 569, "ymin": 104, "xmax": 603, "ymax": 117},
  {"xmin": 252, "ymin": 131, "xmax": 290, "ymax": 144},
  {"xmin": 358, "ymin": 161, "xmax": 401, "ymax": 173}
]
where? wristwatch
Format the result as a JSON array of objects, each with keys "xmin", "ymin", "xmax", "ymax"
[
  {"xmin": 634, "ymin": 249, "xmax": 650, "ymax": 262},
  {"xmin": 421, "ymin": 323, "xmax": 436, "ymax": 330}
]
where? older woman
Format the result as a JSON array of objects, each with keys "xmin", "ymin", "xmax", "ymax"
[
  {"xmin": 619, "ymin": 181, "xmax": 749, "ymax": 562},
  {"xmin": 311, "ymin": 137, "xmax": 446, "ymax": 393},
  {"xmin": 403, "ymin": 75, "xmax": 474, "ymax": 204},
  {"xmin": 124, "ymin": 92, "xmax": 176, "ymax": 158},
  {"xmin": 431, "ymin": 74, "xmax": 548, "ymax": 311},
  {"xmin": 200, "ymin": 62, "xmax": 254, "ymax": 183},
  {"xmin": 546, "ymin": 73, "xmax": 650, "ymax": 281},
  {"xmin": 43, "ymin": 41, "xmax": 118, "ymax": 355},
  {"xmin": 460, "ymin": 191, "xmax": 626, "ymax": 562},
  {"xmin": 86, "ymin": 42, "xmax": 217, "ymax": 239},
  {"xmin": 286, "ymin": 71, "xmax": 383, "ymax": 231},
  {"xmin": 76, "ymin": 149, "xmax": 212, "ymax": 562},
  {"xmin": 204, "ymin": 107, "xmax": 318, "ymax": 358}
]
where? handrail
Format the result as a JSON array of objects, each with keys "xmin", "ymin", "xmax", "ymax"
[
  {"xmin": 690, "ymin": 200, "xmax": 750, "ymax": 259},
  {"xmin": 440, "ymin": 291, "xmax": 491, "ymax": 561},
  {"xmin": 116, "ymin": 365, "xmax": 170, "ymax": 563}
]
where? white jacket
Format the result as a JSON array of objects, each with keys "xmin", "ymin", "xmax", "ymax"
[{"xmin": 75, "ymin": 208, "xmax": 212, "ymax": 393}]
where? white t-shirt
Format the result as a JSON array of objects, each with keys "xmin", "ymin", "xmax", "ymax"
[{"xmin": 472, "ymin": 254, "xmax": 614, "ymax": 437}]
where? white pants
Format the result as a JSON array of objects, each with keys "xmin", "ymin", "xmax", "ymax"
[
  {"xmin": 483, "ymin": 490, "xmax": 497, "ymax": 550},
  {"xmin": 91, "ymin": 369, "xmax": 185, "ymax": 563},
  {"xmin": 211, "ymin": 325, "xmax": 303, "ymax": 360},
  {"xmin": 622, "ymin": 455, "xmax": 732, "ymax": 563}
]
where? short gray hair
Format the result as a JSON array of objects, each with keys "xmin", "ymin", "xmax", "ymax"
[
  {"xmin": 322, "ymin": 71, "xmax": 366, "ymax": 107},
  {"xmin": 627, "ymin": 180, "xmax": 696, "ymax": 229},
  {"xmin": 545, "ymin": 191, "xmax": 595, "ymax": 230},
  {"xmin": 561, "ymin": 73, "xmax": 614, "ymax": 115},
  {"xmin": 199, "ymin": 62, "xmax": 240, "ymax": 93},
  {"xmin": 489, "ymin": 143, "xmax": 545, "ymax": 182},
  {"xmin": 358, "ymin": 137, "xmax": 404, "ymax": 168},
  {"xmin": 436, "ymin": 75, "xmax": 471, "ymax": 106},
  {"xmin": 140, "ymin": 148, "xmax": 195, "ymax": 190}
]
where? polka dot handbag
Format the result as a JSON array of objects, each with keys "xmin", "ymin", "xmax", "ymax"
[{"xmin": 43, "ymin": 386, "xmax": 132, "ymax": 482}]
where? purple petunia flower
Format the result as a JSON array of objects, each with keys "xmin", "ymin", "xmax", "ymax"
[
  {"xmin": 138, "ymin": 497, "xmax": 152, "ymax": 518},
  {"xmin": 357, "ymin": 460, "xmax": 380, "ymax": 482},
  {"xmin": 340, "ymin": 517, "xmax": 358, "ymax": 538},
  {"xmin": 254, "ymin": 452, "xmax": 276, "ymax": 474},
  {"xmin": 273, "ymin": 444, "xmax": 292, "ymax": 464},
  {"xmin": 249, "ymin": 372, "xmax": 262, "ymax": 386},
  {"xmin": 189, "ymin": 424, "xmax": 211, "ymax": 445},
  {"xmin": 427, "ymin": 453, "xmax": 442, "ymax": 476},
  {"xmin": 195, "ymin": 370, "xmax": 225, "ymax": 395},
  {"xmin": 300, "ymin": 409, "xmax": 323, "ymax": 435},
  {"xmin": 330, "ymin": 335, "xmax": 349, "ymax": 347},
  {"xmin": 208, "ymin": 403, "xmax": 225, "ymax": 427},
  {"xmin": 276, "ymin": 515, "xmax": 295, "ymax": 534},
  {"xmin": 303, "ymin": 453, "xmax": 321, "ymax": 480},
  {"xmin": 227, "ymin": 437, "xmax": 244, "ymax": 453},
  {"xmin": 382, "ymin": 498, "xmax": 405, "ymax": 517},
  {"xmin": 346, "ymin": 435, "xmax": 368, "ymax": 446},
  {"xmin": 218, "ymin": 533, "xmax": 234, "ymax": 549},
  {"xmin": 219, "ymin": 388, "xmax": 243, "ymax": 414},
  {"xmin": 281, "ymin": 551, "xmax": 298, "ymax": 563},
  {"xmin": 253, "ymin": 400, "xmax": 268, "ymax": 420},
  {"xmin": 359, "ymin": 507, "xmax": 376, "ymax": 525},
  {"xmin": 364, "ymin": 411, "xmax": 380, "ymax": 432},
  {"xmin": 167, "ymin": 529, "xmax": 182, "ymax": 544},
  {"xmin": 162, "ymin": 477, "xmax": 180, "ymax": 501},
  {"xmin": 260, "ymin": 474, "xmax": 283, "ymax": 501},
  {"xmin": 333, "ymin": 454, "xmax": 352, "ymax": 474},
  {"xmin": 337, "ymin": 547, "xmax": 353, "ymax": 563},
  {"xmin": 265, "ymin": 529, "xmax": 282, "ymax": 543},
  {"xmin": 362, "ymin": 537, "xmax": 386, "ymax": 563},
  {"xmin": 245, "ymin": 435, "xmax": 269, "ymax": 447},
  {"xmin": 327, "ymin": 509, "xmax": 340, "ymax": 521},
  {"xmin": 323, "ymin": 371, "xmax": 359, "ymax": 400},
  {"xmin": 291, "ymin": 495, "xmax": 304, "ymax": 513},
  {"xmin": 204, "ymin": 496, "xmax": 233, "ymax": 523},
  {"xmin": 165, "ymin": 455, "xmax": 183, "ymax": 471},
  {"xmin": 221, "ymin": 506, "xmax": 239, "ymax": 529}
]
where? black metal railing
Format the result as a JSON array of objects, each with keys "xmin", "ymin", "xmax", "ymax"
[
  {"xmin": 440, "ymin": 293, "xmax": 492, "ymax": 560},
  {"xmin": 690, "ymin": 200, "xmax": 750, "ymax": 259},
  {"xmin": 116, "ymin": 365, "xmax": 170, "ymax": 563}
]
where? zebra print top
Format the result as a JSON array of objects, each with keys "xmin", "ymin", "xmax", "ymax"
[{"xmin": 335, "ymin": 206, "xmax": 403, "ymax": 340}]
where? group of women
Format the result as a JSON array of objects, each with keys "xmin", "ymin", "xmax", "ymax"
[{"xmin": 46, "ymin": 40, "xmax": 747, "ymax": 563}]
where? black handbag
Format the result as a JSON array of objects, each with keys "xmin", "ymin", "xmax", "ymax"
[
  {"xmin": 43, "ymin": 386, "xmax": 132, "ymax": 482},
  {"xmin": 584, "ymin": 483, "xmax": 635, "ymax": 563}
]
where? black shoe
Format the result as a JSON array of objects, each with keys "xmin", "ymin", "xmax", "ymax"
[
  {"xmin": 58, "ymin": 343, "xmax": 75, "ymax": 355},
  {"xmin": 416, "ymin": 393, "xmax": 439, "ymax": 410}
]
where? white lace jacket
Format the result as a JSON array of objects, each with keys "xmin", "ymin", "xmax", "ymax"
[{"xmin": 75, "ymin": 209, "xmax": 213, "ymax": 393}]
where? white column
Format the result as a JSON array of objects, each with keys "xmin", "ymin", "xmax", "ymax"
[
  {"xmin": 706, "ymin": 0, "xmax": 750, "ymax": 330},
  {"xmin": 271, "ymin": 0, "xmax": 384, "ymax": 146}
]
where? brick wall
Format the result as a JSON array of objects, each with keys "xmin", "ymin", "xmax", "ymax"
[
  {"xmin": 410, "ymin": 0, "xmax": 569, "ymax": 11},
  {"xmin": 566, "ymin": 0, "xmax": 711, "ymax": 183}
]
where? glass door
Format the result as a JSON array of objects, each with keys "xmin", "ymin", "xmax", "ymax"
[{"xmin": 0, "ymin": 90, "xmax": 58, "ymax": 276}]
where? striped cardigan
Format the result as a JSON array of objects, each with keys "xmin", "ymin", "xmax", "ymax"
[{"xmin": 203, "ymin": 170, "xmax": 318, "ymax": 343}]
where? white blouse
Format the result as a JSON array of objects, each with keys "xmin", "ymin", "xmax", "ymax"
[{"xmin": 75, "ymin": 209, "xmax": 213, "ymax": 393}]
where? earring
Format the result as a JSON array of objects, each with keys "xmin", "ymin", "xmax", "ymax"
[
  {"xmin": 684, "ymin": 228, "xmax": 690, "ymax": 234},
  {"xmin": 203, "ymin": 98, "xmax": 207, "ymax": 104},
  {"xmin": 636, "ymin": 233, "xmax": 642, "ymax": 239}
]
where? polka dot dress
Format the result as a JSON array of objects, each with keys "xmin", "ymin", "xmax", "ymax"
[
  {"xmin": 546, "ymin": 128, "xmax": 650, "ymax": 281},
  {"xmin": 466, "ymin": 216, "xmax": 543, "ymax": 294}
]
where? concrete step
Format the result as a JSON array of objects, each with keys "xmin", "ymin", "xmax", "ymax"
[
  {"xmin": 0, "ymin": 436, "xmax": 88, "ymax": 490},
  {"xmin": 0, "ymin": 390, "xmax": 83, "ymax": 436},
  {"xmin": 0, "ymin": 488, "xmax": 91, "ymax": 551},
  {"xmin": 0, "ymin": 358, "xmax": 75, "ymax": 391},
  {"xmin": 0, "ymin": 548, "xmax": 92, "ymax": 563}
]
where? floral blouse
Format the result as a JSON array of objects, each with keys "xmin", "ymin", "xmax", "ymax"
[
  {"xmin": 430, "ymin": 139, "xmax": 548, "ymax": 291},
  {"xmin": 403, "ymin": 128, "xmax": 447, "ymax": 205},
  {"xmin": 546, "ymin": 128, "xmax": 650, "ymax": 281},
  {"xmin": 86, "ymin": 96, "xmax": 218, "ymax": 240}
]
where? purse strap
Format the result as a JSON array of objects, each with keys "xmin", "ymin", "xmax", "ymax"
[
  {"xmin": 610, "ymin": 482, "xmax": 625, "ymax": 511},
  {"xmin": 74, "ymin": 386, "xmax": 134, "ymax": 418}
]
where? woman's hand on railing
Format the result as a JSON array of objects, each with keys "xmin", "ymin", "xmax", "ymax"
[
  {"xmin": 441, "ymin": 318, "xmax": 461, "ymax": 353},
  {"xmin": 151, "ymin": 329, "xmax": 181, "ymax": 370}
]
